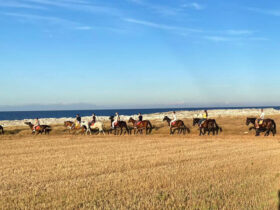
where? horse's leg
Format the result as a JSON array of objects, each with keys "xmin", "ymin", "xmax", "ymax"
[
  {"xmin": 256, "ymin": 129, "xmax": 259, "ymax": 136},
  {"xmin": 170, "ymin": 127, "xmax": 172, "ymax": 135}
]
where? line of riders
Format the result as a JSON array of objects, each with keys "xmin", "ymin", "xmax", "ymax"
[{"xmin": 10, "ymin": 108, "xmax": 276, "ymax": 137}]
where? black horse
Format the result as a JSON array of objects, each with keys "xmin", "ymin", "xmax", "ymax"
[
  {"xmin": 193, "ymin": 118, "xmax": 222, "ymax": 136},
  {"xmin": 0, "ymin": 125, "xmax": 4, "ymax": 135},
  {"xmin": 109, "ymin": 116, "xmax": 130, "ymax": 135},
  {"xmin": 246, "ymin": 117, "xmax": 276, "ymax": 136}
]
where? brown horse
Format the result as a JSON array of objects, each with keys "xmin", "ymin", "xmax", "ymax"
[
  {"xmin": 163, "ymin": 116, "xmax": 190, "ymax": 135},
  {"xmin": 0, "ymin": 125, "xmax": 4, "ymax": 135},
  {"xmin": 193, "ymin": 118, "xmax": 222, "ymax": 136},
  {"xmin": 109, "ymin": 116, "xmax": 130, "ymax": 135},
  {"xmin": 25, "ymin": 122, "xmax": 52, "ymax": 135},
  {"xmin": 246, "ymin": 117, "xmax": 276, "ymax": 136},
  {"xmin": 128, "ymin": 117, "xmax": 152, "ymax": 134},
  {"xmin": 63, "ymin": 121, "xmax": 87, "ymax": 135}
]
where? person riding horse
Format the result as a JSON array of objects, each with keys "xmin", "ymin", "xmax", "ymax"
[
  {"xmin": 33, "ymin": 118, "xmax": 40, "ymax": 132},
  {"xmin": 74, "ymin": 114, "xmax": 81, "ymax": 128},
  {"xmin": 170, "ymin": 111, "xmax": 177, "ymax": 126},
  {"xmin": 199, "ymin": 110, "xmax": 208, "ymax": 128},
  {"xmin": 138, "ymin": 113, "xmax": 143, "ymax": 125},
  {"xmin": 90, "ymin": 113, "xmax": 96, "ymax": 126},
  {"xmin": 255, "ymin": 109, "xmax": 265, "ymax": 129},
  {"xmin": 112, "ymin": 112, "xmax": 120, "ymax": 129}
]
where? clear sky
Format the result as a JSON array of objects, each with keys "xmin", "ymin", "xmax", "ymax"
[{"xmin": 1, "ymin": 0, "xmax": 280, "ymax": 110}]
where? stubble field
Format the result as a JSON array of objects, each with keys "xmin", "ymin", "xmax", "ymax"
[{"xmin": 0, "ymin": 116, "xmax": 280, "ymax": 209}]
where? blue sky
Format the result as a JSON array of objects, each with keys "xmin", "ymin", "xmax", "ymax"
[{"xmin": 1, "ymin": 0, "xmax": 280, "ymax": 110}]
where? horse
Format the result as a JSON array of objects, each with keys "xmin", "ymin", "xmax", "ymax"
[
  {"xmin": 0, "ymin": 125, "xmax": 4, "ymax": 135},
  {"xmin": 128, "ymin": 117, "xmax": 153, "ymax": 135},
  {"xmin": 109, "ymin": 116, "xmax": 130, "ymax": 135},
  {"xmin": 246, "ymin": 117, "xmax": 276, "ymax": 136},
  {"xmin": 63, "ymin": 121, "xmax": 87, "ymax": 135},
  {"xmin": 193, "ymin": 118, "xmax": 222, "ymax": 136},
  {"xmin": 85, "ymin": 121, "xmax": 105, "ymax": 135},
  {"xmin": 25, "ymin": 122, "xmax": 52, "ymax": 135},
  {"xmin": 163, "ymin": 116, "xmax": 190, "ymax": 135}
]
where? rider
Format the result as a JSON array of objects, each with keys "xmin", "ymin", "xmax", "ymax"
[
  {"xmin": 90, "ymin": 113, "xmax": 96, "ymax": 126},
  {"xmin": 255, "ymin": 109, "xmax": 265, "ymax": 129},
  {"xmin": 170, "ymin": 111, "xmax": 177, "ymax": 126},
  {"xmin": 33, "ymin": 117, "xmax": 40, "ymax": 132},
  {"xmin": 75, "ymin": 114, "xmax": 81, "ymax": 127},
  {"xmin": 138, "ymin": 113, "xmax": 143, "ymax": 122},
  {"xmin": 199, "ymin": 110, "xmax": 208, "ymax": 128},
  {"xmin": 112, "ymin": 112, "xmax": 120, "ymax": 128}
]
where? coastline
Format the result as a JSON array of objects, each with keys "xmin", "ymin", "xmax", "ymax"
[{"xmin": 0, "ymin": 108, "xmax": 279, "ymax": 127}]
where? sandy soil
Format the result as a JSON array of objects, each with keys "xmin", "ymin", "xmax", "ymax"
[{"xmin": 0, "ymin": 116, "xmax": 280, "ymax": 209}]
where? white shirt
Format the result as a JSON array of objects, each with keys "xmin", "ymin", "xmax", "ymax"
[
  {"xmin": 173, "ymin": 113, "xmax": 177, "ymax": 121},
  {"xmin": 260, "ymin": 112, "xmax": 265, "ymax": 120}
]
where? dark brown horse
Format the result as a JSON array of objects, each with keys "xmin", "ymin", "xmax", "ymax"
[
  {"xmin": 109, "ymin": 116, "xmax": 130, "ymax": 135},
  {"xmin": 193, "ymin": 118, "xmax": 222, "ymax": 136},
  {"xmin": 0, "ymin": 125, "xmax": 4, "ymax": 135},
  {"xmin": 63, "ymin": 121, "xmax": 87, "ymax": 134},
  {"xmin": 163, "ymin": 116, "xmax": 190, "ymax": 135},
  {"xmin": 25, "ymin": 122, "xmax": 52, "ymax": 135},
  {"xmin": 246, "ymin": 117, "xmax": 276, "ymax": 136},
  {"xmin": 128, "ymin": 117, "xmax": 152, "ymax": 134}
]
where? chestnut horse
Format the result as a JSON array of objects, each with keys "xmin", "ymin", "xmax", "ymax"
[
  {"xmin": 193, "ymin": 118, "xmax": 222, "ymax": 136},
  {"xmin": 109, "ymin": 116, "xmax": 130, "ymax": 135},
  {"xmin": 0, "ymin": 125, "xmax": 4, "ymax": 135},
  {"xmin": 25, "ymin": 122, "xmax": 52, "ymax": 135},
  {"xmin": 246, "ymin": 117, "xmax": 276, "ymax": 136},
  {"xmin": 64, "ymin": 121, "xmax": 87, "ymax": 134},
  {"xmin": 128, "ymin": 117, "xmax": 152, "ymax": 134},
  {"xmin": 163, "ymin": 116, "xmax": 190, "ymax": 135}
]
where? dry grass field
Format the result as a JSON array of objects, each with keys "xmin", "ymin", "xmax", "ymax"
[{"xmin": 1, "ymin": 116, "xmax": 280, "ymax": 209}]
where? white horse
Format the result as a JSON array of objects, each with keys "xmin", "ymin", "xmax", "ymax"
[{"xmin": 82, "ymin": 121, "xmax": 105, "ymax": 135}]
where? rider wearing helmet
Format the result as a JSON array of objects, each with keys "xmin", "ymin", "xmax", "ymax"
[
  {"xmin": 75, "ymin": 114, "xmax": 81, "ymax": 127},
  {"xmin": 199, "ymin": 110, "xmax": 208, "ymax": 128},
  {"xmin": 112, "ymin": 112, "xmax": 120, "ymax": 128},
  {"xmin": 90, "ymin": 113, "xmax": 96, "ymax": 126},
  {"xmin": 33, "ymin": 117, "xmax": 40, "ymax": 131},
  {"xmin": 255, "ymin": 109, "xmax": 265, "ymax": 129},
  {"xmin": 170, "ymin": 111, "xmax": 177, "ymax": 126}
]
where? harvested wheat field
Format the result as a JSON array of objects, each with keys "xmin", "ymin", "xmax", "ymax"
[{"xmin": 1, "ymin": 116, "xmax": 280, "ymax": 209}]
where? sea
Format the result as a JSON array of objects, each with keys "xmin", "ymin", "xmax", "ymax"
[{"xmin": 0, "ymin": 106, "xmax": 279, "ymax": 121}]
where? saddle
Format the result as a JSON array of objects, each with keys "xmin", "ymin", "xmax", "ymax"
[
  {"xmin": 90, "ymin": 122, "xmax": 95, "ymax": 127},
  {"xmin": 137, "ymin": 121, "xmax": 142, "ymax": 126},
  {"xmin": 35, "ymin": 126, "xmax": 41, "ymax": 131},
  {"xmin": 171, "ymin": 121, "xmax": 177, "ymax": 126},
  {"xmin": 258, "ymin": 120, "xmax": 264, "ymax": 125},
  {"xmin": 114, "ymin": 122, "xmax": 119, "ymax": 126}
]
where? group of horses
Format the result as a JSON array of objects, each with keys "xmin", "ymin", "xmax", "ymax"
[{"xmin": 0, "ymin": 116, "xmax": 276, "ymax": 137}]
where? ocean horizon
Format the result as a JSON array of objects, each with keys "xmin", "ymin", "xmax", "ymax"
[{"xmin": 0, "ymin": 106, "xmax": 279, "ymax": 121}]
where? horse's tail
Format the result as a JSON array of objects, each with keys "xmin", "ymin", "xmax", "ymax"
[
  {"xmin": 185, "ymin": 126, "xmax": 190, "ymax": 134},
  {"xmin": 214, "ymin": 120, "xmax": 222, "ymax": 133},
  {"xmin": 272, "ymin": 120, "xmax": 277, "ymax": 135},
  {"xmin": 147, "ymin": 121, "xmax": 153, "ymax": 134}
]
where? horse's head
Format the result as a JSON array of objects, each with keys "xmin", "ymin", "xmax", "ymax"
[
  {"xmin": 128, "ymin": 117, "xmax": 133, "ymax": 123},
  {"xmin": 246, "ymin": 118, "xmax": 250, "ymax": 126},
  {"xmin": 24, "ymin": 122, "xmax": 31, "ymax": 126},
  {"xmin": 163, "ymin": 116, "xmax": 169, "ymax": 122},
  {"xmin": 109, "ymin": 116, "xmax": 114, "ymax": 121},
  {"xmin": 246, "ymin": 118, "xmax": 256, "ymax": 126},
  {"xmin": 193, "ymin": 118, "xmax": 199, "ymax": 126}
]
